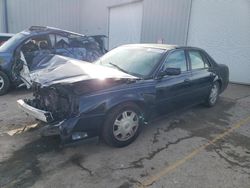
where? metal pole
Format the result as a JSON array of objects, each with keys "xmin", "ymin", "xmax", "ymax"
[
  {"xmin": 3, "ymin": 0, "xmax": 9, "ymax": 33},
  {"xmin": 185, "ymin": 0, "xmax": 193, "ymax": 45}
]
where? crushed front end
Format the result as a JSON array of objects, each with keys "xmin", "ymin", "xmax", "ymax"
[
  {"xmin": 28, "ymin": 82, "xmax": 79, "ymax": 121},
  {"xmin": 17, "ymin": 55, "xmax": 139, "ymax": 145},
  {"xmin": 17, "ymin": 82, "xmax": 84, "ymax": 143}
]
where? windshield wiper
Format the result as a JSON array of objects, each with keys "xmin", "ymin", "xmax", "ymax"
[{"xmin": 108, "ymin": 62, "xmax": 129, "ymax": 74}]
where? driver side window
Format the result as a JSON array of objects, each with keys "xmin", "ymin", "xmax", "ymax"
[{"xmin": 163, "ymin": 50, "xmax": 187, "ymax": 72}]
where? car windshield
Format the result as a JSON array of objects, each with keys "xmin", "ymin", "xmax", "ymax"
[
  {"xmin": 0, "ymin": 33, "xmax": 26, "ymax": 52},
  {"xmin": 95, "ymin": 46, "xmax": 165, "ymax": 78}
]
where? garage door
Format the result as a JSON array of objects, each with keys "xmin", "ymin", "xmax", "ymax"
[
  {"xmin": 108, "ymin": 2, "xmax": 143, "ymax": 50},
  {"xmin": 187, "ymin": 0, "xmax": 250, "ymax": 84}
]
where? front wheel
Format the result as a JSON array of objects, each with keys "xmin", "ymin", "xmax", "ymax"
[
  {"xmin": 102, "ymin": 103, "xmax": 143, "ymax": 147},
  {"xmin": 205, "ymin": 82, "xmax": 220, "ymax": 107},
  {"xmin": 0, "ymin": 71, "xmax": 10, "ymax": 96}
]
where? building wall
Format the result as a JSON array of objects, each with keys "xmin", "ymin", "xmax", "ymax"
[
  {"xmin": 3, "ymin": 0, "xmax": 191, "ymax": 46},
  {"xmin": 6, "ymin": 0, "xmax": 82, "ymax": 33},
  {"xmin": 141, "ymin": 0, "xmax": 191, "ymax": 45},
  {"xmin": 187, "ymin": 0, "xmax": 250, "ymax": 84},
  {"xmin": 79, "ymin": 0, "xmax": 141, "ymax": 35},
  {"xmin": 79, "ymin": 0, "xmax": 191, "ymax": 45}
]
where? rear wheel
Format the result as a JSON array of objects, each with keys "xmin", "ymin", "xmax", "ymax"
[
  {"xmin": 0, "ymin": 71, "xmax": 10, "ymax": 95},
  {"xmin": 102, "ymin": 103, "xmax": 143, "ymax": 147},
  {"xmin": 205, "ymin": 81, "xmax": 220, "ymax": 107}
]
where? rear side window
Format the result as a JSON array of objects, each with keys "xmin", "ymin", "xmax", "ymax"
[
  {"xmin": 188, "ymin": 50, "xmax": 211, "ymax": 70},
  {"xmin": 55, "ymin": 34, "xmax": 70, "ymax": 48}
]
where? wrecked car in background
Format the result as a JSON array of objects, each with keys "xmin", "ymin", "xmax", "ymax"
[
  {"xmin": 0, "ymin": 26, "xmax": 106, "ymax": 95},
  {"xmin": 17, "ymin": 44, "xmax": 229, "ymax": 147}
]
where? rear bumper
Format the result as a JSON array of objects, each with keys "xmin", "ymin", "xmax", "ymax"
[{"xmin": 17, "ymin": 99, "xmax": 54, "ymax": 122}]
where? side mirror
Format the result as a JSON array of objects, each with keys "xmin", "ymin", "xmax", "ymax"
[
  {"xmin": 157, "ymin": 68, "xmax": 181, "ymax": 79},
  {"xmin": 165, "ymin": 67, "xmax": 181, "ymax": 76}
]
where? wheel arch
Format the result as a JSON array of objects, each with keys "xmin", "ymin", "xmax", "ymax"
[
  {"xmin": 106, "ymin": 99, "xmax": 147, "ymax": 115},
  {"xmin": 105, "ymin": 97, "xmax": 149, "ymax": 124},
  {"xmin": 213, "ymin": 76, "xmax": 222, "ymax": 92}
]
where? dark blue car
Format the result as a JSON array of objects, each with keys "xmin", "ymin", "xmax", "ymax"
[
  {"xmin": 17, "ymin": 44, "xmax": 229, "ymax": 147},
  {"xmin": 0, "ymin": 26, "xmax": 106, "ymax": 95}
]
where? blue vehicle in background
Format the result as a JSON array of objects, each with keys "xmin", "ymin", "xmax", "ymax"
[{"xmin": 0, "ymin": 26, "xmax": 107, "ymax": 95}]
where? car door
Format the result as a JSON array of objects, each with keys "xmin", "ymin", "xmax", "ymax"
[
  {"xmin": 187, "ymin": 49, "xmax": 216, "ymax": 102},
  {"xmin": 155, "ymin": 49, "xmax": 193, "ymax": 113}
]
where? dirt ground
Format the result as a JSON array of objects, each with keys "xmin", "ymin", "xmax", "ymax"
[{"xmin": 0, "ymin": 84, "xmax": 250, "ymax": 188}]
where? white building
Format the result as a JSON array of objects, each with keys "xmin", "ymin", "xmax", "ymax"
[{"xmin": 0, "ymin": 0, "xmax": 249, "ymax": 84}]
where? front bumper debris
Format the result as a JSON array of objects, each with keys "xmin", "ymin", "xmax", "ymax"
[
  {"xmin": 17, "ymin": 99, "xmax": 54, "ymax": 122},
  {"xmin": 40, "ymin": 122, "xmax": 63, "ymax": 136}
]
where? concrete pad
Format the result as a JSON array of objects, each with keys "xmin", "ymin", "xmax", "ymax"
[{"xmin": 0, "ymin": 84, "xmax": 250, "ymax": 188}]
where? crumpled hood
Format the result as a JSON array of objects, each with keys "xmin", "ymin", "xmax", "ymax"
[{"xmin": 30, "ymin": 55, "xmax": 137, "ymax": 87}]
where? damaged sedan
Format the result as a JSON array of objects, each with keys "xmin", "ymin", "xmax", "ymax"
[
  {"xmin": 17, "ymin": 44, "xmax": 229, "ymax": 147},
  {"xmin": 0, "ymin": 26, "xmax": 106, "ymax": 95}
]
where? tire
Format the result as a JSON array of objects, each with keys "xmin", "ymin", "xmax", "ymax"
[
  {"xmin": 205, "ymin": 81, "xmax": 220, "ymax": 107},
  {"xmin": 0, "ymin": 71, "xmax": 10, "ymax": 96},
  {"xmin": 102, "ymin": 103, "xmax": 143, "ymax": 147}
]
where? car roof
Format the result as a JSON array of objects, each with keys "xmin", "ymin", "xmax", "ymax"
[
  {"xmin": 121, "ymin": 43, "xmax": 204, "ymax": 52},
  {"xmin": 23, "ymin": 26, "xmax": 85, "ymax": 37},
  {"xmin": 121, "ymin": 43, "xmax": 177, "ymax": 50}
]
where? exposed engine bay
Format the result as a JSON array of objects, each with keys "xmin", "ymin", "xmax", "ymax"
[{"xmin": 26, "ymin": 84, "xmax": 78, "ymax": 121}]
